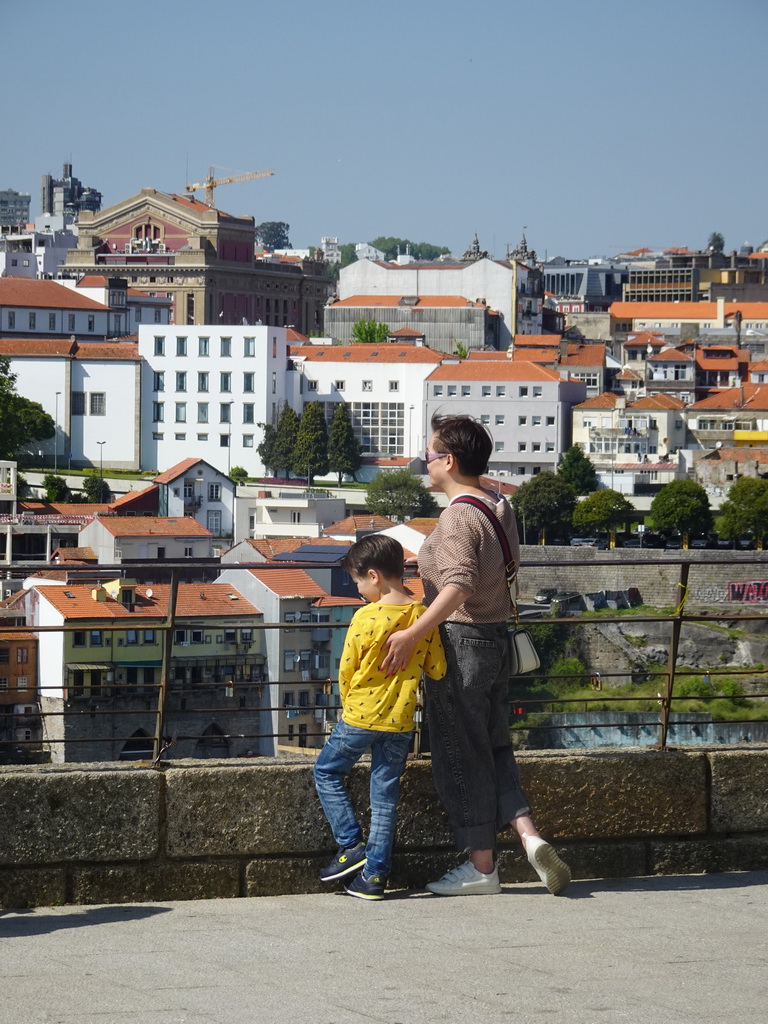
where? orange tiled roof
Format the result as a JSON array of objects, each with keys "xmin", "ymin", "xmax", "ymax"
[
  {"xmin": 76, "ymin": 275, "xmax": 108, "ymax": 287},
  {"xmin": 0, "ymin": 339, "xmax": 139, "ymax": 360},
  {"xmin": 467, "ymin": 350, "xmax": 509, "ymax": 359},
  {"xmin": 612, "ymin": 301, "xmax": 768, "ymax": 320},
  {"xmin": 247, "ymin": 567, "xmax": 327, "ymax": 598},
  {"xmin": 51, "ymin": 547, "xmax": 98, "ymax": 562},
  {"xmin": 631, "ymin": 394, "xmax": 686, "ymax": 410},
  {"xmin": 511, "ymin": 348, "xmax": 556, "ymax": 363},
  {"xmin": 329, "ymin": 295, "xmax": 487, "ymax": 308},
  {"xmin": 0, "ymin": 278, "xmax": 110, "ymax": 311},
  {"xmin": 154, "ymin": 458, "xmax": 205, "ymax": 484},
  {"xmin": 649, "ymin": 348, "xmax": 694, "ymax": 362},
  {"xmin": 514, "ymin": 334, "xmax": 561, "ymax": 347},
  {"xmin": 323, "ymin": 515, "xmax": 395, "ymax": 535},
  {"xmin": 290, "ymin": 344, "xmax": 443, "ymax": 364},
  {"xmin": 616, "ymin": 369, "xmax": 643, "ymax": 381},
  {"xmin": 35, "ymin": 582, "xmax": 259, "ymax": 619},
  {"xmin": 573, "ymin": 392, "xmax": 621, "ymax": 410},
  {"xmin": 613, "ymin": 462, "xmax": 677, "ymax": 470},
  {"xmin": 360, "ymin": 456, "xmax": 414, "ymax": 467},
  {"xmin": 18, "ymin": 501, "xmax": 107, "ymax": 516},
  {"xmin": 93, "ymin": 516, "xmax": 212, "ymax": 538},
  {"xmin": 312, "ymin": 595, "xmax": 364, "ymax": 608},
  {"xmin": 427, "ymin": 360, "xmax": 560, "ymax": 381},
  {"xmin": 387, "ymin": 327, "xmax": 425, "ymax": 337},
  {"xmin": 108, "ymin": 484, "xmax": 158, "ymax": 510},
  {"xmin": 689, "ymin": 384, "xmax": 768, "ymax": 410},
  {"xmin": 286, "ymin": 328, "xmax": 310, "ymax": 342},
  {"xmin": 237, "ymin": 537, "xmax": 346, "ymax": 560},
  {"xmin": 699, "ymin": 447, "xmax": 768, "ymax": 463}
]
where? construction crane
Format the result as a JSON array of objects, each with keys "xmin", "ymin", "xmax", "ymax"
[{"xmin": 185, "ymin": 166, "xmax": 274, "ymax": 207}]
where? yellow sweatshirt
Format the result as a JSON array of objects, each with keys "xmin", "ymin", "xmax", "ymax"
[{"xmin": 339, "ymin": 601, "xmax": 447, "ymax": 732}]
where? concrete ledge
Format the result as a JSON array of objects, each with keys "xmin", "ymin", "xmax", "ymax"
[{"xmin": 2, "ymin": 748, "xmax": 768, "ymax": 907}]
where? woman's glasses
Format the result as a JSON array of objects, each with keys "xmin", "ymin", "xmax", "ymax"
[{"xmin": 425, "ymin": 450, "xmax": 449, "ymax": 463}]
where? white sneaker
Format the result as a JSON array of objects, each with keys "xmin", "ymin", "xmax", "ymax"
[
  {"xmin": 525, "ymin": 836, "xmax": 571, "ymax": 895},
  {"xmin": 426, "ymin": 861, "xmax": 501, "ymax": 896}
]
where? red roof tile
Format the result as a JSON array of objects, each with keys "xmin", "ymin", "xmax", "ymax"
[
  {"xmin": 689, "ymin": 384, "xmax": 768, "ymax": 410},
  {"xmin": 427, "ymin": 361, "xmax": 560, "ymax": 381},
  {"xmin": 290, "ymin": 344, "xmax": 443, "ymax": 364},
  {"xmin": 247, "ymin": 567, "xmax": 327, "ymax": 598},
  {"xmin": 94, "ymin": 516, "xmax": 212, "ymax": 538},
  {"xmin": 35, "ymin": 582, "xmax": 259, "ymax": 619},
  {"xmin": 329, "ymin": 295, "xmax": 487, "ymax": 308},
  {"xmin": 154, "ymin": 458, "xmax": 206, "ymax": 484},
  {"xmin": 322, "ymin": 515, "xmax": 395, "ymax": 536},
  {"xmin": 0, "ymin": 278, "xmax": 109, "ymax": 311}
]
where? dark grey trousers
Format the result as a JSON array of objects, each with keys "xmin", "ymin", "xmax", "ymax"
[{"xmin": 424, "ymin": 621, "xmax": 532, "ymax": 851}]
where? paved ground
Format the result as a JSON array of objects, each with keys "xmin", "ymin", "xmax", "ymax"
[{"xmin": 1, "ymin": 871, "xmax": 767, "ymax": 1024}]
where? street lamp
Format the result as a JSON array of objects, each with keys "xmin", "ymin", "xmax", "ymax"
[
  {"xmin": 54, "ymin": 392, "xmax": 61, "ymax": 472},
  {"xmin": 97, "ymin": 441, "xmax": 106, "ymax": 500}
]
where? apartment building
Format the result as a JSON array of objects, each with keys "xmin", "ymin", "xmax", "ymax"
[
  {"xmin": 76, "ymin": 516, "xmax": 214, "ymax": 565},
  {"xmin": 153, "ymin": 457, "xmax": 236, "ymax": 539},
  {"xmin": 686, "ymin": 385, "xmax": 768, "ymax": 450},
  {"xmin": 0, "ymin": 631, "xmax": 40, "ymax": 756},
  {"xmin": 0, "ymin": 277, "xmax": 118, "ymax": 339}
]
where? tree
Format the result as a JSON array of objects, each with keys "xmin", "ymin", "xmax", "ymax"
[
  {"xmin": 338, "ymin": 243, "xmax": 357, "ymax": 267},
  {"xmin": 272, "ymin": 402, "xmax": 301, "ymax": 477},
  {"xmin": 511, "ymin": 472, "xmax": 577, "ymax": 544},
  {"xmin": 43, "ymin": 474, "xmax": 69, "ymax": 502},
  {"xmin": 707, "ymin": 232, "xmax": 725, "ymax": 253},
  {"xmin": 256, "ymin": 422, "xmax": 278, "ymax": 477},
  {"xmin": 229, "ymin": 466, "xmax": 248, "ymax": 484},
  {"xmin": 328, "ymin": 402, "xmax": 363, "ymax": 484},
  {"xmin": 82, "ymin": 471, "xmax": 110, "ymax": 503},
  {"xmin": 365, "ymin": 469, "xmax": 438, "ymax": 522},
  {"xmin": 572, "ymin": 490, "xmax": 636, "ymax": 539},
  {"xmin": 650, "ymin": 480, "xmax": 712, "ymax": 547},
  {"xmin": 368, "ymin": 237, "xmax": 450, "ymax": 262},
  {"xmin": 0, "ymin": 356, "xmax": 55, "ymax": 460},
  {"xmin": 292, "ymin": 401, "xmax": 329, "ymax": 486},
  {"xmin": 255, "ymin": 221, "xmax": 290, "ymax": 250},
  {"xmin": 716, "ymin": 477, "xmax": 768, "ymax": 549},
  {"xmin": 557, "ymin": 445, "xmax": 597, "ymax": 495},
  {"xmin": 454, "ymin": 340, "xmax": 468, "ymax": 359},
  {"xmin": 351, "ymin": 318, "xmax": 390, "ymax": 344}
]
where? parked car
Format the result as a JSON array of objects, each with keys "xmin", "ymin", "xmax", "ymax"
[
  {"xmin": 533, "ymin": 587, "xmax": 558, "ymax": 605},
  {"xmin": 664, "ymin": 537, "xmax": 682, "ymax": 549},
  {"xmin": 569, "ymin": 537, "xmax": 608, "ymax": 549}
]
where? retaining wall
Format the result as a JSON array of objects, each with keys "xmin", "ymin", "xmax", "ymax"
[{"xmin": 2, "ymin": 747, "xmax": 767, "ymax": 908}]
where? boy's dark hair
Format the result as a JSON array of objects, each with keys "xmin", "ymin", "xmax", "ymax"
[
  {"xmin": 344, "ymin": 534, "xmax": 404, "ymax": 579},
  {"xmin": 431, "ymin": 413, "xmax": 493, "ymax": 476}
]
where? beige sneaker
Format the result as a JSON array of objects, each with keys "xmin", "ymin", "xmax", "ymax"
[
  {"xmin": 525, "ymin": 836, "xmax": 571, "ymax": 895},
  {"xmin": 427, "ymin": 860, "xmax": 501, "ymax": 896}
]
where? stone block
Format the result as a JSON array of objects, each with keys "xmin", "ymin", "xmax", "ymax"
[
  {"xmin": 0, "ymin": 767, "xmax": 161, "ymax": 865},
  {"xmin": 708, "ymin": 750, "xmax": 768, "ymax": 833},
  {"xmin": 516, "ymin": 749, "xmax": 708, "ymax": 840},
  {"xmin": 497, "ymin": 840, "xmax": 647, "ymax": 885},
  {"xmin": 246, "ymin": 857, "xmax": 331, "ymax": 897},
  {"xmin": 650, "ymin": 834, "xmax": 768, "ymax": 875},
  {"xmin": 0, "ymin": 868, "xmax": 66, "ymax": 909},
  {"xmin": 71, "ymin": 861, "xmax": 240, "ymax": 904}
]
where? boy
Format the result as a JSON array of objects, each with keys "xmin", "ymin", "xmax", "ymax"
[{"xmin": 313, "ymin": 534, "xmax": 447, "ymax": 900}]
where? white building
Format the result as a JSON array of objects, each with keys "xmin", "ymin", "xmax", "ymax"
[
  {"xmin": 0, "ymin": 277, "xmax": 117, "ymax": 339},
  {"xmin": 138, "ymin": 324, "xmax": 290, "ymax": 477},
  {"xmin": 318, "ymin": 237, "xmax": 341, "ymax": 264},
  {"xmin": 77, "ymin": 515, "xmax": 214, "ymax": 563},
  {"xmin": 0, "ymin": 215, "xmax": 76, "ymax": 278},
  {"xmin": 233, "ymin": 485, "xmax": 346, "ymax": 542},
  {"xmin": 153, "ymin": 457, "xmax": 236, "ymax": 539}
]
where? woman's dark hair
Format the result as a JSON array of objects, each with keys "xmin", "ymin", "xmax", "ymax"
[
  {"xmin": 344, "ymin": 534, "xmax": 404, "ymax": 579},
  {"xmin": 430, "ymin": 413, "xmax": 493, "ymax": 476}
]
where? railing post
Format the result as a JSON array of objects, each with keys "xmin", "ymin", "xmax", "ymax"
[
  {"xmin": 153, "ymin": 570, "xmax": 179, "ymax": 763},
  {"xmin": 658, "ymin": 561, "xmax": 689, "ymax": 750}
]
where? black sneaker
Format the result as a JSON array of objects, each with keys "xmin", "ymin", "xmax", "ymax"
[
  {"xmin": 319, "ymin": 842, "xmax": 367, "ymax": 882},
  {"xmin": 345, "ymin": 870, "xmax": 386, "ymax": 900}
]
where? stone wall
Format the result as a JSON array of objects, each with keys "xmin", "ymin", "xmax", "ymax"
[{"xmin": 2, "ymin": 748, "xmax": 767, "ymax": 908}]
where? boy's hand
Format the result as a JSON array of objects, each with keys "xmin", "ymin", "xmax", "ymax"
[{"xmin": 381, "ymin": 627, "xmax": 417, "ymax": 674}]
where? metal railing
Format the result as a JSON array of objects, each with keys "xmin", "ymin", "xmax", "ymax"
[{"xmin": 2, "ymin": 554, "xmax": 768, "ymax": 764}]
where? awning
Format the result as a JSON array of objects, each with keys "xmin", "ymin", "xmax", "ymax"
[{"xmin": 66, "ymin": 663, "xmax": 112, "ymax": 672}]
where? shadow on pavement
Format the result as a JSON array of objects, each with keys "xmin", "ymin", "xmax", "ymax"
[{"xmin": 0, "ymin": 904, "xmax": 173, "ymax": 937}]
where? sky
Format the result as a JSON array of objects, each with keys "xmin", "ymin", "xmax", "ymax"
[{"xmin": 3, "ymin": 0, "xmax": 767, "ymax": 261}]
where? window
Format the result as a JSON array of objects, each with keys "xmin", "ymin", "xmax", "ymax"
[
  {"xmin": 49, "ymin": 313, "xmax": 56, "ymax": 331},
  {"xmin": 220, "ymin": 372, "xmax": 231, "ymax": 392},
  {"xmin": 8, "ymin": 312, "xmax": 15, "ymax": 329},
  {"xmin": 447, "ymin": 385, "xmax": 457, "ymax": 396},
  {"xmin": 90, "ymin": 630, "xmax": 103, "ymax": 646},
  {"xmin": 17, "ymin": 647, "xmax": 28, "ymax": 663},
  {"xmin": 433, "ymin": 385, "xmax": 443, "ymax": 397},
  {"xmin": 174, "ymin": 629, "xmax": 187, "ymax": 644},
  {"xmin": 533, "ymin": 386, "xmax": 542, "ymax": 397},
  {"xmin": 220, "ymin": 403, "xmax": 231, "ymax": 423},
  {"xmin": 519, "ymin": 386, "xmax": 528, "ymax": 397},
  {"xmin": 220, "ymin": 337, "xmax": 231, "ymax": 357},
  {"xmin": 197, "ymin": 403, "xmax": 208, "ymax": 423},
  {"xmin": 153, "ymin": 309, "xmax": 162, "ymax": 323},
  {"xmin": 143, "ymin": 630, "xmax": 155, "ymax": 644},
  {"xmin": 244, "ymin": 337, "xmax": 255, "ymax": 357},
  {"xmin": 73, "ymin": 631, "xmax": 86, "ymax": 647},
  {"xmin": 243, "ymin": 435, "xmax": 254, "ymax": 447},
  {"xmin": 335, "ymin": 380, "xmax": 345, "ymax": 391},
  {"xmin": 243, "ymin": 404, "xmax": 255, "ymax": 423},
  {"xmin": 184, "ymin": 546, "xmax": 194, "ymax": 557},
  {"xmin": 461, "ymin": 385, "xmax": 471, "ymax": 397},
  {"xmin": 496, "ymin": 386, "xmax": 506, "ymax": 397},
  {"xmin": 307, "ymin": 380, "xmax": 318, "ymax": 391},
  {"xmin": 495, "ymin": 441, "xmax": 505, "ymax": 451},
  {"xmin": 209, "ymin": 483, "xmax": 221, "ymax": 501},
  {"xmin": 389, "ymin": 380, "xmax": 400, "ymax": 392},
  {"xmin": 546, "ymin": 416, "xmax": 555, "ymax": 426},
  {"xmin": 176, "ymin": 336, "xmax": 187, "ymax": 357},
  {"xmin": 72, "ymin": 391, "xmax": 85, "ymax": 415},
  {"xmin": 532, "ymin": 415, "xmax": 541, "ymax": 426},
  {"xmin": 220, "ymin": 434, "xmax": 230, "ymax": 447},
  {"xmin": 243, "ymin": 372, "xmax": 254, "ymax": 393},
  {"xmin": 291, "ymin": 511, "xmax": 302, "ymax": 524},
  {"xmin": 517, "ymin": 466, "xmax": 526, "ymax": 475},
  {"xmin": 532, "ymin": 442, "xmax": 541, "ymax": 452},
  {"xmin": 0, "ymin": 678, "xmax": 6, "ymax": 691},
  {"xmin": 154, "ymin": 336, "xmax": 165, "ymax": 356},
  {"xmin": 87, "ymin": 315, "xmax": 95, "ymax": 332},
  {"xmin": 546, "ymin": 441, "xmax": 555, "ymax": 452},
  {"xmin": 176, "ymin": 371, "xmax": 187, "ymax": 392},
  {"xmin": 29, "ymin": 312, "xmax": 37, "ymax": 330},
  {"xmin": 153, "ymin": 402, "xmax": 164, "ymax": 422},
  {"xmin": 284, "ymin": 650, "xmax": 296, "ymax": 673},
  {"xmin": 175, "ymin": 402, "xmax": 187, "ymax": 423},
  {"xmin": 518, "ymin": 416, "xmax": 527, "ymax": 426},
  {"xmin": 518, "ymin": 442, "xmax": 527, "ymax": 451},
  {"xmin": 495, "ymin": 415, "xmax": 505, "ymax": 425},
  {"xmin": 126, "ymin": 630, "xmax": 138, "ymax": 645},
  {"xmin": 197, "ymin": 433, "xmax": 208, "ymax": 441},
  {"xmin": 198, "ymin": 336, "xmax": 209, "ymax": 357},
  {"xmin": 283, "ymin": 690, "xmax": 295, "ymax": 707},
  {"xmin": 362, "ymin": 380, "xmax": 373, "ymax": 392},
  {"xmin": 90, "ymin": 393, "xmax": 106, "ymax": 416},
  {"xmin": 153, "ymin": 371, "xmax": 164, "ymax": 392},
  {"xmin": 481, "ymin": 385, "xmax": 491, "ymax": 397},
  {"xmin": 480, "ymin": 414, "xmax": 490, "ymax": 425},
  {"xmin": 198, "ymin": 372, "xmax": 209, "ymax": 392}
]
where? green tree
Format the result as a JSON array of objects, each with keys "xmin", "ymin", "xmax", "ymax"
[
  {"xmin": 454, "ymin": 340, "xmax": 468, "ymax": 359},
  {"xmin": 650, "ymin": 480, "xmax": 712, "ymax": 547},
  {"xmin": 0, "ymin": 356, "xmax": 55, "ymax": 460},
  {"xmin": 557, "ymin": 445, "xmax": 597, "ymax": 495},
  {"xmin": 511, "ymin": 472, "xmax": 577, "ymax": 544},
  {"xmin": 257, "ymin": 422, "xmax": 278, "ymax": 477},
  {"xmin": 229, "ymin": 466, "xmax": 248, "ymax": 484},
  {"xmin": 82, "ymin": 471, "xmax": 110, "ymax": 503},
  {"xmin": 292, "ymin": 401, "xmax": 329, "ymax": 486},
  {"xmin": 272, "ymin": 402, "xmax": 301, "ymax": 477},
  {"xmin": 716, "ymin": 477, "xmax": 768, "ymax": 549},
  {"xmin": 573, "ymin": 489, "xmax": 636, "ymax": 541},
  {"xmin": 368, "ymin": 237, "xmax": 450, "ymax": 262},
  {"xmin": 43, "ymin": 473, "xmax": 69, "ymax": 502},
  {"xmin": 255, "ymin": 221, "xmax": 291, "ymax": 250},
  {"xmin": 338, "ymin": 243, "xmax": 357, "ymax": 266},
  {"xmin": 365, "ymin": 469, "xmax": 438, "ymax": 522},
  {"xmin": 328, "ymin": 403, "xmax": 363, "ymax": 484},
  {"xmin": 707, "ymin": 231, "xmax": 725, "ymax": 253},
  {"xmin": 351, "ymin": 318, "xmax": 390, "ymax": 344}
]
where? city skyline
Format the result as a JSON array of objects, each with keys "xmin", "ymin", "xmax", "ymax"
[{"xmin": 3, "ymin": 0, "xmax": 767, "ymax": 259}]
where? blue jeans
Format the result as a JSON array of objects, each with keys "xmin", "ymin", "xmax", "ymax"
[
  {"xmin": 425, "ymin": 621, "xmax": 532, "ymax": 852},
  {"xmin": 313, "ymin": 719, "xmax": 413, "ymax": 878}
]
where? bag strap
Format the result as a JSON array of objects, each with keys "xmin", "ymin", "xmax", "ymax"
[{"xmin": 451, "ymin": 496, "xmax": 519, "ymax": 623}]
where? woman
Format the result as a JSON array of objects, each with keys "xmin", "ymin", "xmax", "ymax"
[{"xmin": 381, "ymin": 414, "xmax": 570, "ymax": 896}]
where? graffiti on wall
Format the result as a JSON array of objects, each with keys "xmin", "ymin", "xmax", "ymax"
[{"xmin": 727, "ymin": 580, "xmax": 768, "ymax": 603}]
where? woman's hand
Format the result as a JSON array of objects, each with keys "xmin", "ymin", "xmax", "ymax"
[{"xmin": 381, "ymin": 627, "xmax": 418, "ymax": 675}]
